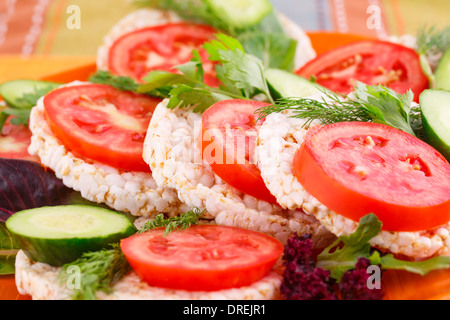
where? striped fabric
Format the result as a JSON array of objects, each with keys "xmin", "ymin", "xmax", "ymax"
[{"xmin": 0, "ymin": 0, "xmax": 448, "ymax": 55}]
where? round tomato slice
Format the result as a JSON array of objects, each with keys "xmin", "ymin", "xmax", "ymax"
[
  {"xmin": 201, "ymin": 99, "xmax": 278, "ymax": 204},
  {"xmin": 120, "ymin": 224, "xmax": 284, "ymax": 291},
  {"xmin": 293, "ymin": 122, "xmax": 450, "ymax": 232},
  {"xmin": 108, "ymin": 23, "xmax": 219, "ymax": 87},
  {"xmin": 296, "ymin": 40, "xmax": 429, "ymax": 102},
  {"xmin": 43, "ymin": 84, "xmax": 160, "ymax": 172}
]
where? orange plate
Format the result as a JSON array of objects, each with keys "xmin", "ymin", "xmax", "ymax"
[{"xmin": 1, "ymin": 33, "xmax": 449, "ymax": 300}]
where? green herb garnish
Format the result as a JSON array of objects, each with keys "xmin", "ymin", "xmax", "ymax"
[
  {"xmin": 138, "ymin": 207, "xmax": 206, "ymax": 236},
  {"xmin": 257, "ymin": 82, "xmax": 418, "ymax": 137},
  {"xmin": 137, "ymin": 33, "xmax": 274, "ymax": 112},
  {"xmin": 317, "ymin": 213, "xmax": 450, "ymax": 282},
  {"xmin": 59, "ymin": 243, "xmax": 130, "ymax": 300}
]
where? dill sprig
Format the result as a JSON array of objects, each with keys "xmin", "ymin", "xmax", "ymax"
[
  {"xmin": 416, "ymin": 25, "xmax": 450, "ymax": 56},
  {"xmin": 59, "ymin": 243, "xmax": 130, "ymax": 300},
  {"xmin": 256, "ymin": 82, "xmax": 418, "ymax": 137},
  {"xmin": 138, "ymin": 207, "xmax": 206, "ymax": 236},
  {"xmin": 257, "ymin": 91, "xmax": 372, "ymax": 127}
]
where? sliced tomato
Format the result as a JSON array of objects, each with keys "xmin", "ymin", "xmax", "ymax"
[
  {"xmin": 0, "ymin": 121, "xmax": 38, "ymax": 162},
  {"xmin": 108, "ymin": 23, "xmax": 219, "ymax": 87},
  {"xmin": 43, "ymin": 84, "xmax": 160, "ymax": 172},
  {"xmin": 296, "ymin": 40, "xmax": 429, "ymax": 102},
  {"xmin": 201, "ymin": 99, "xmax": 278, "ymax": 204},
  {"xmin": 120, "ymin": 224, "xmax": 284, "ymax": 291},
  {"xmin": 293, "ymin": 122, "xmax": 450, "ymax": 232}
]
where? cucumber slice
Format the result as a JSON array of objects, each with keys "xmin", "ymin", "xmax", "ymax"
[
  {"xmin": 0, "ymin": 80, "xmax": 60, "ymax": 109},
  {"xmin": 6, "ymin": 205, "xmax": 136, "ymax": 266},
  {"xmin": 265, "ymin": 68, "xmax": 325, "ymax": 99},
  {"xmin": 435, "ymin": 47, "xmax": 450, "ymax": 90},
  {"xmin": 205, "ymin": 0, "xmax": 273, "ymax": 29},
  {"xmin": 420, "ymin": 89, "xmax": 450, "ymax": 161}
]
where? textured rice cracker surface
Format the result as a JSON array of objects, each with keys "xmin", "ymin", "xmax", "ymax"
[{"xmin": 256, "ymin": 111, "xmax": 450, "ymax": 260}]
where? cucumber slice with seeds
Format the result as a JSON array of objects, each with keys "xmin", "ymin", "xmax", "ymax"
[
  {"xmin": 6, "ymin": 205, "xmax": 136, "ymax": 266},
  {"xmin": 205, "ymin": 0, "xmax": 273, "ymax": 29}
]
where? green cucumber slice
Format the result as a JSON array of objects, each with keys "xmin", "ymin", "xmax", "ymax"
[
  {"xmin": 6, "ymin": 205, "xmax": 136, "ymax": 266},
  {"xmin": 205, "ymin": 0, "xmax": 273, "ymax": 29},
  {"xmin": 265, "ymin": 68, "xmax": 325, "ymax": 99},
  {"xmin": 419, "ymin": 89, "xmax": 450, "ymax": 161},
  {"xmin": 435, "ymin": 47, "xmax": 450, "ymax": 90},
  {"xmin": 0, "ymin": 80, "xmax": 60, "ymax": 109}
]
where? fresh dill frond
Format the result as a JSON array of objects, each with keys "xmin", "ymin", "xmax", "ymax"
[
  {"xmin": 256, "ymin": 82, "xmax": 418, "ymax": 137},
  {"xmin": 257, "ymin": 91, "xmax": 372, "ymax": 127},
  {"xmin": 138, "ymin": 207, "xmax": 206, "ymax": 236},
  {"xmin": 59, "ymin": 243, "xmax": 130, "ymax": 300},
  {"xmin": 416, "ymin": 25, "xmax": 450, "ymax": 56}
]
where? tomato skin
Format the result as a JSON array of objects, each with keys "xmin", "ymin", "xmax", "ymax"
[
  {"xmin": 108, "ymin": 23, "xmax": 219, "ymax": 87},
  {"xmin": 293, "ymin": 122, "xmax": 450, "ymax": 232},
  {"xmin": 201, "ymin": 99, "xmax": 278, "ymax": 204},
  {"xmin": 296, "ymin": 40, "xmax": 429, "ymax": 102},
  {"xmin": 120, "ymin": 225, "xmax": 284, "ymax": 291},
  {"xmin": 43, "ymin": 84, "xmax": 160, "ymax": 172}
]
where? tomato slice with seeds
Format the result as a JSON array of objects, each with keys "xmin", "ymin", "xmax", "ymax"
[
  {"xmin": 293, "ymin": 122, "xmax": 450, "ymax": 232},
  {"xmin": 43, "ymin": 84, "xmax": 160, "ymax": 172},
  {"xmin": 120, "ymin": 224, "xmax": 284, "ymax": 291},
  {"xmin": 108, "ymin": 23, "xmax": 219, "ymax": 87},
  {"xmin": 296, "ymin": 40, "xmax": 429, "ymax": 102},
  {"xmin": 201, "ymin": 99, "xmax": 278, "ymax": 204}
]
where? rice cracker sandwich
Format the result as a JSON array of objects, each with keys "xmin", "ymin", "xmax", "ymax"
[
  {"xmin": 255, "ymin": 88, "xmax": 450, "ymax": 260},
  {"xmin": 28, "ymin": 81, "xmax": 190, "ymax": 218}
]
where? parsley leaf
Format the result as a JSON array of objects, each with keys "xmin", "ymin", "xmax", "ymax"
[
  {"xmin": 238, "ymin": 32, "xmax": 297, "ymax": 71},
  {"xmin": 203, "ymin": 33, "xmax": 274, "ymax": 102},
  {"xmin": 317, "ymin": 213, "xmax": 450, "ymax": 282},
  {"xmin": 353, "ymin": 82, "xmax": 417, "ymax": 137}
]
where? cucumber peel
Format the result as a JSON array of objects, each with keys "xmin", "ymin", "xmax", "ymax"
[
  {"xmin": 265, "ymin": 68, "xmax": 326, "ymax": 99},
  {"xmin": 6, "ymin": 205, "xmax": 136, "ymax": 266},
  {"xmin": 420, "ymin": 89, "xmax": 450, "ymax": 161},
  {"xmin": 435, "ymin": 47, "xmax": 450, "ymax": 90}
]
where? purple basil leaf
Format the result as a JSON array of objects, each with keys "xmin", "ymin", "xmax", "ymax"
[{"xmin": 0, "ymin": 158, "xmax": 94, "ymax": 222}]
